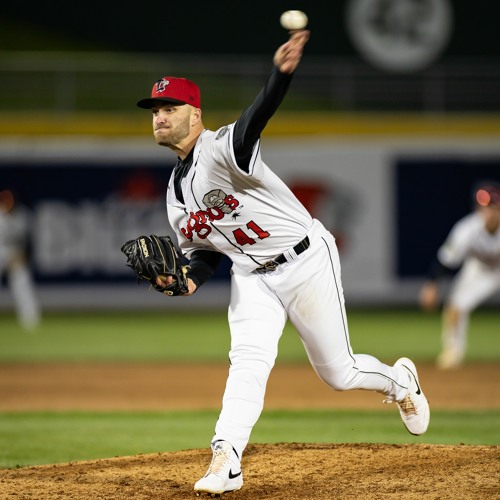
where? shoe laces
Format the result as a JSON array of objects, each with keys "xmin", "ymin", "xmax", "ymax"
[
  {"xmin": 383, "ymin": 393, "xmax": 418, "ymax": 415},
  {"xmin": 206, "ymin": 444, "xmax": 230, "ymax": 476},
  {"xmin": 398, "ymin": 394, "xmax": 418, "ymax": 415}
]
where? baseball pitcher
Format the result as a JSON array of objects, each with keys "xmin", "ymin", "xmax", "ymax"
[{"xmin": 123, "ymin": 29, "xmax": 430, "ymax": 495}]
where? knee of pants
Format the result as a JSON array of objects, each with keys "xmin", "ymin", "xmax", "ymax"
[
  {"xmin": 225, "ymin": 364, "xmax": 273, "ymax": 404},
  {"xmin": 314, "ymin": 363, "xmax": 355, "ymax": 392},
  {"xmin": 230, "ymin": 342, "xmax": 277, "ymax": 368},
  {"xmin": 228, "ymin": 353, "xmax": 275, "ymax": 389}
]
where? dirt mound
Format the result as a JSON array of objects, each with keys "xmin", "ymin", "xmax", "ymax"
[
  {"xmin": 1, "ymin": 362, "xmax": 498, "ymax": 411},
  {"xmin": 0, "ymin": 443, "xmax": 498, "ymax": 499},
  {"xmin": 1, "ymin": 362, "xmax": 498, "ymax": 498}
]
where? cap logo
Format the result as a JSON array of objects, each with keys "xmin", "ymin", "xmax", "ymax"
[
  {"xmin": 155, "ymin": 78, "xmax": 170, "ymax": 94},
  {"xmin": 137, "ymin": 76, "xmax": 200, "ymax": 109}
]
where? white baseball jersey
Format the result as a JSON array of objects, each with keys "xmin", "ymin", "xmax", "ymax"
[
  {"xmin": 438, "ymin": 211, "xmax": 500, "ymax": 311},
  {"xmin": 438, "ymin": 212, "xmax": 500, "ymax": 270},
  {"xmin": 167, "ymin": 125, "xmax": 312, "ymax": 272},
  {"xmin": 164, "ymin": 122, "xmax": 412, "ymax": 457}
]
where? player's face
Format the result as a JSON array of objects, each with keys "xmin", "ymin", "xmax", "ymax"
[
  {"xmin": 0, "ymin": 190, "xmax": 14, "ymax": 214},
  {"xmin": 151, "ymin": 104, "xmax": 192, "ymax": 147},
  {"xmin": 478, "ymin": 205, "xmax": 500, "ymax": 233}
]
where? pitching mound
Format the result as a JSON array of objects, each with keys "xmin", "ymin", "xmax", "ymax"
[
  {"xmin": 1, "ymin": 362, "xmax": 498, "ymax": 498},
  {"xmin": 0, "ymin": 442, "xmax": 498, "ymax": 499}
]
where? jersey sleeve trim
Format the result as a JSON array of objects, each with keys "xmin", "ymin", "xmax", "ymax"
[{"xmin": 225, "ymin": 124, "xmax": 264, "ymax": 181}]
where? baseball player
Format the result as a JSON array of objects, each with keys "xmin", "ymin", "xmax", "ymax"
[
  {"xmin": 136, "ymin": 30, "xmax": 429, "ymax": 495},
  {"xmin": 419, "ymin": 183, "xmax": 500, "ymax": 369},
  {"xmin": 0, "ymin": 189, "xmax": 41, "ymax": 330}
]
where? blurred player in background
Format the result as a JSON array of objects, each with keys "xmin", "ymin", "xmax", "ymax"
[
  {"xmin": 419, "ymin": 183, "xmax": 500, "ymax": 369},
  {"xmin": 0, "ymin": 189, "xmax": 41, "ymax": 330}
]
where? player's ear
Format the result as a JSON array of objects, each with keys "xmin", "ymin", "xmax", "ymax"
[{"xmin": 191, "ymin": 107, "xmax": 202, "ymax": 126}]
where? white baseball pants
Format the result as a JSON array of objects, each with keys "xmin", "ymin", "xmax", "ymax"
[{"xmin": 213, "ymin": 219, "xmax": 410, "ymax": 457}]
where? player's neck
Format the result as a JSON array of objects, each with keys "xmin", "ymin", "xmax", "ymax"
[
  {"xmin": 173, "ymin": 128, "xmax": 204, "ymax": 161},
  {"xmin": 485, "ymin": 219, "xmax": 499, "ymax": 233}
]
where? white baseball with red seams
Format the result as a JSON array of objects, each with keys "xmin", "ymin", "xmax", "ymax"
[{"xmin": 280, "ymin": 10, "xmax": 308, "ymax": 30}]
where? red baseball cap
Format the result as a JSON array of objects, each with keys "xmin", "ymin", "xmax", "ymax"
[
  {"xmin": 475, "ymin": 184, "xmax": 500, "ymax": 207},
  {"xmin": 137, "ymin": 76, "xmax": 201, "ymax": 109}
]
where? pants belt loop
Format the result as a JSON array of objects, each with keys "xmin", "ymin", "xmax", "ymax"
[
  {"xmin": 283, "ymin": 247, "xmax": 298, "ymax": 262},
  {"xmin": 256, "ymin": 235, "xmax": 310, "ymax": 272}
]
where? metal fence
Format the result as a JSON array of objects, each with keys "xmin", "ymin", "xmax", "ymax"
[{"xmin": 1, "ymin": 51, "xmax": 500, "ymax": 114}]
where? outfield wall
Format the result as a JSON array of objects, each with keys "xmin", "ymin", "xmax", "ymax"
[{"xmin": 1, "ymin": 132, "xmax": 499, "ymax": 310}]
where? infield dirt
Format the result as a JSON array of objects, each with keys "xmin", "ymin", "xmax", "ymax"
[{"xmin": 0, "ymin": 362, "xmax": 498, "ymax": 499}]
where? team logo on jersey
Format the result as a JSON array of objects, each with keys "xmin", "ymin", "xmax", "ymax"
[
  {"xmin": 155, "ymin": 78, "xmax": 170, "ymax": 93},
  {"xmin": 181, "ymin": 189, "xmax": 240, "ymax": 241},
  {"xmin": 203, "ymin": 189, "xmax": 235, "ymax": 214}
]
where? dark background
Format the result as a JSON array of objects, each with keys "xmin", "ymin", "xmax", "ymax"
[
  {"xmin": 2, "ymin": 1, "xmax": 499, "ymax": 113},
  {"xmin": 395, "ymin": 158, "xmax": 500, "ymax": 276},
  {"xmin": 1, "ymin": 1, "xmax": 499, "ymax": 57}
]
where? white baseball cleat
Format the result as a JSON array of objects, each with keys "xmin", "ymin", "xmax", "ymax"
[
  {"xmin": 194, "ymin": 440, "xmax": 243, "ymax": 495},
  {"xmin": 394, "ymin": 357, "xmax": 430, "ymax": 436}
]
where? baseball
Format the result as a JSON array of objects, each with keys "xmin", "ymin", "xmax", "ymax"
[{"xmin": 280, "ymin": 10, "xmax": 308, "ymax": 31}]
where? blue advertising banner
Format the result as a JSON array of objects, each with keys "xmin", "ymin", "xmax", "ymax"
[
  {"xmin": 395, "ymin": 157, "xmax": 500, "ymax": 277},
  {"xmin": 1, "ymin": 162, "xmax": 233, "ymax": 284}
]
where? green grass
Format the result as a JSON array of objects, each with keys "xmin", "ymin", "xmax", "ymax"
[
  {"xmin": 1, "ymin": 409, "xmax": 498, "ymax": 468},
  {"xmin": 0, "ymin": 308, "xmax": 498, "ymax": 363},
  {"xmin": 1, "ymin": 308, "xmax": 498, "ymax": 469}
]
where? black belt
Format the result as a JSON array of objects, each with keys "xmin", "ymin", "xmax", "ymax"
[{"xmin": 256, "ymin": 236, "xmax": 310, "ymax": 272}]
